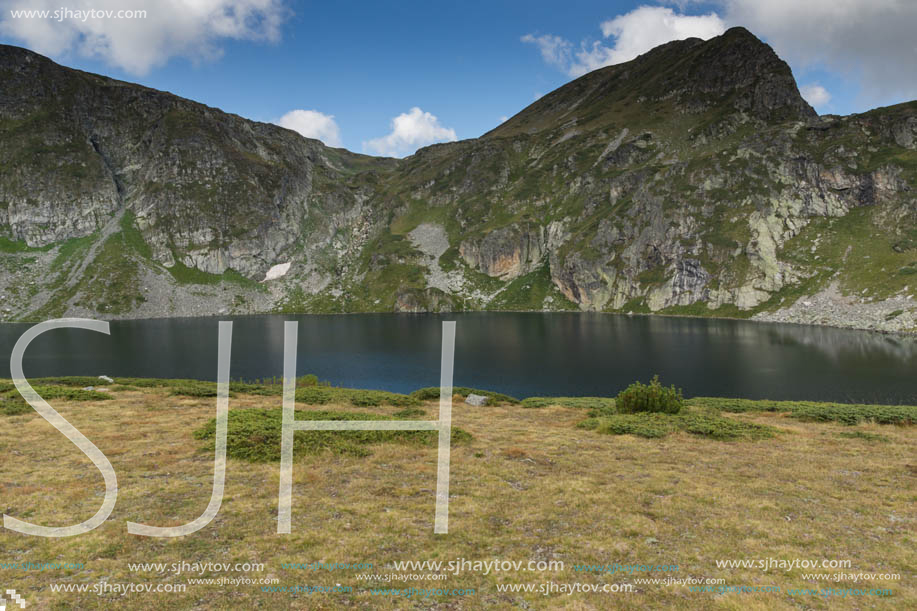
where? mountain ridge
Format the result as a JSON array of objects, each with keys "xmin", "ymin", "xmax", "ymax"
[{"xmin": 0, "ymin": 29, "xmax": 915, "ymax": 332}]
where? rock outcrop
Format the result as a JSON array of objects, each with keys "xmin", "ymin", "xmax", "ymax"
[{"xmin": 459, "ymin": 223, "xmax": 546, "ymax": 279}]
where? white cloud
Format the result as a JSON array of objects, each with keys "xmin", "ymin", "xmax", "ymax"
[
  {"xmin": 799, "ymin": 84, "xmax": 831, "ymax": 109},
  {"xmin": 274, "ymin": 109, "xmax": 342, "ymax": 147},
  {"xmin": 713, "ymin": 0, "xmax": 917, "ymax": 105},
  {"xmin": 523, "ymin": 6, "xmax": 725, "ymax": 77},
  {"xmin": 0, "ymin": 0, "xmax": 290, "ymax": 75},
  {"xmin": 363, "ymin": 107, "xmax": 457, "ymax": 157},
  {"xmin": 499, "ymin": 115, "xmax": 509, "ymax": 123},
  {"xmin": 596, "ymin": 7, "xmax": 725, "ymax": 67},
  {"xmin": 520, "ymin": 33, "xmax": 571, "ymax": 71}
]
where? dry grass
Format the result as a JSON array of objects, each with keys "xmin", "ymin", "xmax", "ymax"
[{"xmin": 0, "ymin": 386, "xmax": 914, "ymax": 610}]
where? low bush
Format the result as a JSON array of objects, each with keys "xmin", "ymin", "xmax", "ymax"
[
  {"xmin": 689, "ymin": 397, "xmax": 917, "ymax": 426},
  {"xmin": 592, "ymin": 412, "xmax": 776, "ymax": 441},
  {"xmin": 837, "ymin": 430, "xmax": 890, "ymax": 443},
  {"xmin": 168, "ymin": 380, "xmax": 224, "ymax": 398},
  {"xmin": 0, "ymin": 383, "xmax": 113, "ymax": 416},
  {"xmin": 679, "ymin": 413, "xmax": 775, "ymax": 441},
  {"xmin": 294, "ymin": 387, "xmax": 333, "ymax": 405},
  {"xmin": 393, "ymin": 407, "xmax": 427, "ymax": 419},
  {"xmin": 615, "ymin": 375, "xmax": 683, "ymax": 414},
  {"xmin": 596, "ymin": 413, "xmax": 677, "ymax": 438},
  {"xmin": 194, "ymin": 408, "xmax": 471, "ymax": 461},
  {"xmin": 31, "ymin": 385, "xmax": 114, "ymax": 402},
  {"xmin": 292, "ymin": 387, "xmax": 419, "ymax": 407},
  {"xmin": 521, "ymin": 397, "xmax": 616, "ymax": 414},
  {"xmin": 576, "ymin": 417, "xmax": 601, "ymax": 431},
  {"xmin": 229, "ymin": 382, "xmax": 281, "ymax": 396},
  {"xmin": 114, "ymin": 377, "xmax": 174, "ymax": 388},
  {"xmin": 1, "ymin": 384, "xmax": 112, "ymax": 402},
  {"xmin": 29, "ymin": 376, "xmax": 105, "ymax": 388},
  {"xmin": 346, "ymin": 389, "xmax": 419, "ymax": 407},
  {"xmin": 687, "ymin": 397, "xmax": 788, "ymax": 413},
  {"xmin": 790, "ymin": 404, "xmax": 915, "ymax": 426},
  {"xmin": 0, "ymin": 397, "xmax": 31, "ymax": 416}
]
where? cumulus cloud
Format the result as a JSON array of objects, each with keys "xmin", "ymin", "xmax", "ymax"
[
  {"xmin": 363, "ymin": 107, "xmax": 457, "ymax": 157},
  {"xmin": 0, "ymin": 0, "xmax": 290, "ymax": 75},
  {"xmin": 799, "ymin": 84, "xmax": 831, "ymax": 109},
  {"xmin": 713, "ymin": 0, "xmax": 917, "ymax": 105},
  {"xmin": 523, "ymin": 6, "xmax": 725, "ymax": 77},
  {"xmin": 274, "ymin": 109, "xmax": 342, "ymax": 147}
]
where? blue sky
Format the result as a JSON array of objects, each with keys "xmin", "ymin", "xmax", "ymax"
[{"xmin": 1, "ymin": 1, "xmax": 915, "ymax": 156}]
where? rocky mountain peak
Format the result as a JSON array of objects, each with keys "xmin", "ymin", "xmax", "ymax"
[
  {"xmin": 486, "ymin": 27, "xmax": 814, "ymax": 139},
  {"xmin": 674, "ymin": 26, "xmax": 816, "ymax": 120}
]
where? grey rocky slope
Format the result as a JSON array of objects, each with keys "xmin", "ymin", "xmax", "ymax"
[{"xmin": 0, "ymin": 27, "xmax": 915, "ymax": 331}]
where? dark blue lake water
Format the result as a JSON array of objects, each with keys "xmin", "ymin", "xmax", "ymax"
[{"xmin": 1, "ymin": 313, "xmax": 915, "ymax": 403}]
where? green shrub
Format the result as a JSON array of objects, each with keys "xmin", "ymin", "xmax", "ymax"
[
  {"xmin": 615, "ymin": 375, "xmax": 683, "ymax": 414},
  {"xmin": 297, "ymin": 374, "xmax": 319, "ymax": 387},
  {"xmin": 194, "ymin": 408, "xmax": 471, "ymax": 461}
]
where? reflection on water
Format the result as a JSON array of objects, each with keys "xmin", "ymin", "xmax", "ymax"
[{"xmin": 0, "ymin": 313, "xmax": 914, "ymax": 403}]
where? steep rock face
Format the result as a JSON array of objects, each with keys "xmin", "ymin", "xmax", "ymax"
[
  {"xmin": 459, "ymin": 223, "xmax": 546, "ymax": 279},
  {"xmin": 1, "ymin": 28, "xmax": 916, "ymax": 333},
  {"xmin": 0, "ymin": 44, "xmax": 382, "ymax": 280}
]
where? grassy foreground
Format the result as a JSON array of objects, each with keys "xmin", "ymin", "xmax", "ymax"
[{"xmin": 0, "ymin": 378, "xmax": 914, "ymax": 610}]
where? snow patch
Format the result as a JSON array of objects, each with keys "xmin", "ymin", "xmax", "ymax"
[{"xmin": 263, "ymin": 262, "xmax": 292, "ymax": 282}]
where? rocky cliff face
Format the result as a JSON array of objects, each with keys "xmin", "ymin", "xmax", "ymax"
[{"xmin": 1, "ymin": 28, "xmax": 915, "ymax": 332}]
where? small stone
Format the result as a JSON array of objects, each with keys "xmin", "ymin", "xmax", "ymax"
[{"xmin": 465, "ymin": 393, "xmax": 489, "ymax": 407}]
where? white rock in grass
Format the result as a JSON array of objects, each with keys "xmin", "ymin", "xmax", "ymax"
[
  {"xmin": 263, "ymin": 262, "xmax": 292, "ymax": 282},
  {"xmin": 465, "ymin": 393, "xmax": 488, "ymax": 406}
]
